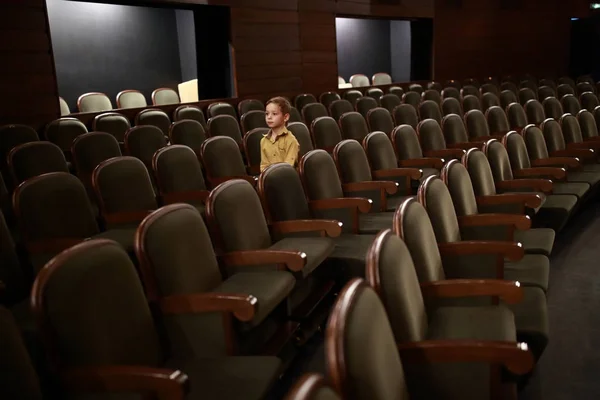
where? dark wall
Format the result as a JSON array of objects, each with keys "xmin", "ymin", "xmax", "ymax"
[
  {"xmin": 335, "ymin": 18, "xmax": 391, "ymax": 83},
  {"xmin": 390, "ymin": 20, "xmax": 411, "ymax": 82},
  {"xmin": 176, "ymin": 9, "xmax": 197, "ymax": 82},
  {"xmin": 47, "ymin": 0, "xmax": 183, "ymax": 111}
]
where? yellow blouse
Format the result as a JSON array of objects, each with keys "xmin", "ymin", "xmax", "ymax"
[{"xmin": 259, "ymin": 127, "xmax": 300, "ymax": 172}]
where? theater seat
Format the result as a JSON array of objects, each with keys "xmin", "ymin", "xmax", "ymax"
[{"xmin": 152, "ymin": 87, "xmax": 180, "ymax": 105}]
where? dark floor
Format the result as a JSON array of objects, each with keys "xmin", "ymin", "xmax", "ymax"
[{"xmin": 275, "ymin": 200, "xmax": 600, "ymax": 400}]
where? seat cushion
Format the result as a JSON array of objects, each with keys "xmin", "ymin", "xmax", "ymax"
[
  {"xmin": 582, "ymin": 163, "xmax": 600, "ymax": 172},
  {"xmin": 514, "ymin": 228, "xmax": 555, "ymax": 256},
  {"xmin": 506, "ymin": 286, "xmax": 548, "ymax": 359},
  {"xmin": 215, "ymin": 271, "xmax": 295, "ymax": 329},
  {"xmin": 329, "ymin": 234, "xmax": 377, "ymax": 278},
  {"xmin": 534, "ymin": 194, "xmax": 578, "ymax": 232},
  {"xmin": 269, "ymin": 237, "xmax": 335, "ymax": 278},
  {"xmin": 166, "ymin": 356, "xmax": 281, "ymax": 400},
  {"xmin": 553, "ymin": 182, "xmax": 590, "ymax": 198},
  {"xmin": 504, "ymin": 254, "xmax": 549, "ymax": 292},
  {"xmin": 357, "ymin": 212, "xmax": 393, "ymax": 234},
  {"xmin": 567, "ymin": 171, "xmax": 600, "ymax": 186}
]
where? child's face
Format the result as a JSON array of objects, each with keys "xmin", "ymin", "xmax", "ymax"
[{"xmin": 265, "ymin": 103, "xmax": 289, "ymax": 129}]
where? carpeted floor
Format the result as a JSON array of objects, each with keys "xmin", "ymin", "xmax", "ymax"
[{"xmin": 274, "ymin": 200, "xmax": 600, "ymax": 400}]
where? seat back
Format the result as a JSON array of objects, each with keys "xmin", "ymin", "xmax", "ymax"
[
  {"xmin": 366, "ymin": 88, "xmax": 384, "ymax": 103},
  {"xmin": 343, "ymin": 90, "xmax": 363, "ymax": 106},
  {"xmin": 409, "ymin": 83, "xmax": 424, "ymax": 94},
  {"xmin": 580, "ymin": 92, "xmax": 599, "ymax": 112},
  {"xmin": 93, "ymin": 112, "xmax": 131, "ymax": 142},
  {"xmin": 524, "ymin": 99, "xmax": 545, "ymax": 125},
  {"xmin": 441, "ymin": 97, "xmax": 463, "ymax": 117},
  {"xmin": 367, "ymin": 108, "xmax": 394, "ymax": 136},
  {"xmin": 299, "ymin": 150, "xmax": 344, "ymax": 200},
  {"xmin": 288, "ymin": 122, "xmax": 314, "ymax": 157},
  {"xmin": 539, "ymin": 79, "xmax": 557, "ymax": 90},
  {"xmin": 389, "ymin": 86, "xmax": 405, "ymax": 98},
  {"xmin": 169, "ymin": 120, "xmax": 206, "ymax": 155},
  {"xmin": 557, "ymin": 83, "xmax": 575, "ymax": 99},
  {"xmin": 13, "ymin": 172, "xmax": 99, "ymax": 249},
  {"xmin": 380, "ymin": 94, "xmax": 401, "ymax": 114},
  {"xmin": 483, "ymin": 139, "xmax": 515, "ymax": 182},
  {"xmin": 207, "ymin": 114, "xmax": 243, "ymax": 146},
  {"xmin": 442, "ymin": 87, "xmax": 460, "ymax": 100},
  {"xmin": 303, "ymin": 103, "xmax": 329, "ymax": 127},
  {"xmin": 244, "ymin": 128, "xmax": 268, "ymax": 174},
  {"xmin": 152, "ymin": 87, "xmax": 180, "ymax": 105},
  {"xmin": 349, "ymin": 74, "xmax": 370, "ymax": 87},
  {"xmin": 0, "ymin": 210, "xmax": 27, "ymax": 303},
  {"xmin": 465, "ymin": 109, "xmax": 491, "ymax": 139},
  {"xmin": 480, "ymin": 83, "xmax": 499, "ymax": 96},
  {"xmin": 364, "ymin": 131, "xmax": 399, "ymax": 171},
  {"xmin": 135, "ymin": 204, "xmax": 231, "ymax": 356},
  {"xmin": 77, "ymin": 92, "xmax": 112, "ymax": 113},
  {"xmin": 393, "ymin": 104, "xmax": 419, "ymax": 129},
  {"xmin": 201, "ymin": 136, "xmax": 249, "ymax": 186},
  {"xmin": 462, "ymin": 95, "xmax": 481, "ymax": 112},
  {"xmin": 356, "ymin": 97, "xmax": 378, "ymax": 119},
  {"xmin": 577, "ymin": 82, "xmax": 595, "ymax": 95},
  {"xmin": 500, "ymin": 82, "xmax": 518, "ymax": 95},
  {"xmin": 441, "ymin": 114, "xmax": 469, "ymax": 145},
  {"xmin": 391, "ymin": 125, "xmax": 424, "ymax": 160},
  {"xmin": 124, "ymin": 125, "xmax": 168, "ymax": 170},
  {"xmin": 206, "ymin": 179, "xmax": 272, "ymax": 252},
  {"xmin": 485, "ymin": 106, "xmax": 510, "ymax": 136},
  {"xmin": 540, "ymin": 118, "xmax": 567, "ymax": 153},
  {"xmin": 173, "ymin": 105, "xmax": 208, "ymax": 131},
  {"xmin": 135, "ymin": 109, "xmax": 171, "ymax": 137},
  {"xmin": 9, "ymin": 142, "xmax": 68, "ymax": 184},
  {"xmin": 417, "ymin": 119, "xmax": 446, "ymax": 152},
  {"xmin": 258, "ymin": 163, "xmax": 312, "ymax": 222},
  {"xmin": 503, "ymin": 131, "xmax": 533, "ymax": 169},
  {"xmin": 240, "ymin": 110, "xmax": 268, "ymax": 134},
  {"xmin": 577, "ymin": 109, "xmax": 599, "ymax": 139},
  {"xmin": 499, "ymin": 90, "xmax": 518, "ymax": 109},
  {"xmin": 333, "ymin": 140, "xmax": 373, "ymax": 183},
  {"xmin": 238, "ymin": 98, "xmax": 265, "ymax": 116},
  {"xmin": 561, "ymin": 94, "xmax": 581, "ymax": 115},
  {"xmin": 295, "ymin": 93, "xmax": 318, "ymax": 111},
  {"xmin": 422, "ymin": 89, "xmax": 442, "ymax": 105},
  {"xmin": 442, "ymin": 159, "xmax": 481, "ymax": 216},
  {"xmin": 537, "ymin": 86, "xmax": 556, "ymax": 101},
  {"xmin": 329, "ymin": 99, "xmax": 354, "ymax": 121},
  {"xmin": 207, "ymin": 102, "xmax": 237, "ymax": 119},
  {"xmin": 427, "ymin": 81, "xmax": 443, "ymax": 92},
  {"xmin": 311, "ymin": 117, "xmax": 343, "ymax": 152},
  {"xmin": 72, "ymin": 132, "xmax": 122, "ymax": 189},
  {"xmin": 44, "ymin": 117, "xmax": 88, "ymax": 155},
  {"xmin": 319, "ymin": 92, "xmax": 341, "ymax": 110},
  {"xmin": 153, "ymin": 145, "xmax": 207, "ymax": 197},
  {"xmin": 559, "ymin": 113, "xmax": 584, "ymax": 144},
  {"xmin": 339, "ymin": 112, "xmax": 369, "ymax": 142},
  {"xmin": 506, "ymin": 102, "xmax": 527, "ymax": 132},
  {"xmin": 522, "ymin": 125, "xmax": 550, "ymax": 161},
  {"xmin": 542, "ymin": 97, "xmax": 563, "ymax": 120},
  {"xmin": 519, "ymin": 88, "xmax": 537, "ymax": 105},
  {"xmin": 418, "ymin": 100, "xmax": 442, "ymax": 124},
  {"xmin": 116, "ymin": 90, "xmax": 147, "ymax": 109},
  {"xmin": 284, "ymin": 374, "xmax": 340, "ymax": 400},
  {"xmin": 402, "ymin": 92, "xmax": 421, "ymax": 109},
  {"xmin": 290, "ymin": 107, "xmax": 304, "ymax": 123},
  {"xmin": 32, "ymin": 239, "xmax": 163, "ymax": 369},
  {"xmin": 558, "ymin": 77, "xmax": 576, "ymax": 89},
  {"xmin": 461, "ymin": 85, "xmax": 479, "ymax": 98},
  {"xmin": 326, "ymin": 279, "xmax": 409, "ymax": 400},
  {"xmin": 0, "ymin": 124, "xmax": 39, "ymax": 169},
  {"xmin": 394, "ymin": 198, "xmax": 446, "ymax": 283},
  {"xmin": 372, "ymin": 72, "xmax": 392, "ymax": 85},
  {"xmin": 59, "ymin": 96, "xmax": 70, "ymax": 116},
  {"xmin": 417, "ymin": 176, "xmax": 461, "ymax": 243},
  {"xmin": 93, "ymin": 156, "xmax": 157, "ymax": 217}
]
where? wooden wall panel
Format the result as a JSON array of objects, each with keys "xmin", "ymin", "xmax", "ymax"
[{"xmin": 0, "ymin": 2, "xmax": 59, "ymax": 129}]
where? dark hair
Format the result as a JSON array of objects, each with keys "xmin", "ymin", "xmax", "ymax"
[{"xmin": 266, "ymin": 96, "xmax": 291, "ymax": 116}]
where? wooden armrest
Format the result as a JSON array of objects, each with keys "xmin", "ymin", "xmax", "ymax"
[
  {"xmin": 551, "ymin": 148, "xmax": 596, "ymax": 161},
  {"xmin": 447, "ymin": 141, "xmax": 485, "ymax": 150},
  {"xmin": 342, "ymin": 181, "xmax": 398, "ymax": 195},
  {"xmin": 398, "ymin": 158, "xmax": 445, "ymax": 169},
  {"xmin": 372, "ymin": 168, "xmax": 422, "ymax": 180},
  {"xmin": 309, "ymin": 198, "xmax": 372, "ymax": 213},
  {"xmin": 513, "ymin": 167, "xmax": 566, "ymax": 180},
  {"xmin": 567, "ymin": 141, "xmax": 600, "ymax": 151},
  {"xmin": 26, "ymin": 238, "xmax": 84, "ymax": 254},
  {"xmin": 63, "ymin": 366, "xmax": 189, "ymax": 400},
  {"xmin": 160, "ymin": 190, "xmax": 209, "ymax": 205},
  {"xmin": 424, "ymin": 148, "xmax": 465, "ymax": 159},
  {"xmin": 210, "ymin": 176, "xmax": 257, "ymax": 187},
  {"xmin": 397, "ymin": 340, "xmax": 534, "ymax": 375},
  {"xmin": 104, "ymin": 211, "xmax": 153, "ymax": 225},
  {"xmin": 420, "ymin": 279, "xmax": 523, "ymax": 304},
  {"xmin": 458, "ymin": 214, "xmax": 531, "ymax": 231},
  {"xmin": 219, "ymin": 249, "xmax": 307, "ymax": 272},
  {"xmin": 270, "ymin": 219, "xmax": 342, "ymax": 237},
  {"xmin": 495, "ymin": 179, "xmax": 553, "ymax": 194},
  {"xmin": 476, "ymin": 193, "xmax": 542, "ymax": 209},
  {"xmin": 438, "ymin": 241, "xmax": 524, "ymax": 261},
  {"xmin": 160, "ymin": 293, "xmax": 257, "ymax": 321},
  {"xmin": 531, "ymin": 157, "xmax": 580, "ymax": 169}
]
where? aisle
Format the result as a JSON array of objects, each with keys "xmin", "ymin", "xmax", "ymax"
[{"xmin": 522, "ymin": 201, "xmax": 600, "ymax": 400}]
